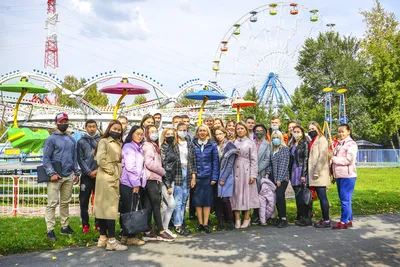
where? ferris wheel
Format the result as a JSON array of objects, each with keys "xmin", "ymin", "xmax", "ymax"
[{"xmin": 212, "ymin": 2, "xmax": 331, "ymax": 110}]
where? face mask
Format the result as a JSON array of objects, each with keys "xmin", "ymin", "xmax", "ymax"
[
  {"xmin": 109, "ymin": 131, "xmax": 121, "ymax": 140},
  {"xmin": 308, "ymin": 130, "xmax": 318, "ymax": 139},
  {"xmin": 293, "ymin": 133, "xmax": 303, "ymax": 140},
  {"xmin": 178, "ymin": 131, "xmax": 187, "ymax": 139},
  {"xmin": 57, "ymin": 123, "xmax": 69, "ymax": 132},
  {"xmin": 166, "ymin": 136, "xmax": 175, "ymax": 145},
  {"xmin": 150, "ymin": 133, "xmax": 159, "ymax": 142},
  {"xmin": 155, "ymin": 121, "xmax": 160, "ymax": 127},
  {"xmin": 255, "ymin": 132, "xmax": 264, "ymax": 140},
  {"xmin": 272, "ymin": 138, "xmax": 281, "ymax": 146},
  {"xmin": 271, "ymin": 125, "xmax": 279, "ymax": 131}
]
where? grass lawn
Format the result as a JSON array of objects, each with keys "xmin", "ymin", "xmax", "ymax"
[{"xmin": 0, "ymin": 168, "xmax": 399, "ymax": 256}]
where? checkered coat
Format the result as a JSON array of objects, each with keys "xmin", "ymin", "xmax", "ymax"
[{"xmin": 266, "ymin": 146, "xmax": 291, "ymax": 183}]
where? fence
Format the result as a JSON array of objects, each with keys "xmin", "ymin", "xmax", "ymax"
[
  {"xmin": 0, "ymin": 175, "xmax": 90, "ymax": 217},
  {"xmin": 357, "ymin": 149, "xmax": 400, "ymax": 167}
]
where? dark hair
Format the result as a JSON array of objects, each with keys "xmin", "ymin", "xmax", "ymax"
[
  {"xmin": 172, "ymin": 115, "xmax": 182, "ymax": 122},
  {"xmin": 154, "ymin": 112, "xmax": 161, "ymax": 117},
  {"xmin": 145, "ymin": 125, "xmax": 160, "ymax": 154},
  {"xmin": 117, "ymin": 115, "xmax": 128, "ymax": 122},
  {"xmin": 290, "ymin": 125, "xmax": 307, "ymax": 146},
  {"xmin": 254, "ymin": 123, "xmax": 267, "ymax": 133},
  {"xmin": 140, "ymin": 114, "xmax": 155, "ymax": 129},
  {"xmin": 287, "ymin": 120, "xmax": 298, "ymax": 127},
  {"xmin": 245, "ymin": 116, "xmax": 255, "ymax": 122},
  {"xmin": 176, "ymin": 122, "xmax": 187, "ymax": 130},
  {"xmin": 94, "ymin": 120, "xmax": 122, "ymax": 156},
  {"xmin": 181, "ymin": 114, "xmax": 189, "ymax": 119},
  {"xmin": 123, "ymin": 125, "xmax": 142, "ymax": 147},
  {"xmin": 214, "ymin": 118, "xmax": 225, "ymax": 128},
  {"xmin": 338, "ymin": 123, "xmax": 355, "ymax": 140},
  {"xmin": 85, "ymin": 119, "xmax": 97, "ymax": 128}
]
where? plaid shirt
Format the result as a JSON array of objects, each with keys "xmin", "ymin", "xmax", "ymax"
[
  {"xmin": 161, "ymin": 137, "xmax": 197, "ymax": 188},
  {"xmin": 266, "ymin": 146, "xmax": 291, "ymax": 182}
]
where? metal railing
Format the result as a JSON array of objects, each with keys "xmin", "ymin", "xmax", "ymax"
[
  {"xmin": 357, "ymin": 149, "xmax": 400, "ymax": 167},
  {"xmin": 0, "ymin": 175, "xmax": 89, "ymax": 217}
]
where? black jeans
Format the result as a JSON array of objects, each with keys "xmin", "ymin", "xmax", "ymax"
[
  {"xmin": 188, "ymin": 187, "xmax": 196, "ymax": 218},
  {"xmin": 276, "ymin": 180, "xmax": 288, "ymax": 218},
  {"xmin": 215, "ymin": 197, "xmax": 233, "ymax": 223},
  {"xmin": 119, "ymin": 184, "xmax": 141, "ymax": 237},
  {"xmin": 141, "ymin": 180, "xmax": 164, "ymax": 233},
  {"xmin": 314, "ymin": 186, "xmax": 330, "ymax": 221},
  {"xmin": 98, "ymin": 219, "xmax": 116, "ymax": 238},
  {"xmin": 79, "ymin": 175, "xmax": 99, "ymax": 227}
]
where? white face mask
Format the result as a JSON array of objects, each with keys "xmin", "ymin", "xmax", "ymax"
[
  {"xmin": 150, "ymin": 133, "xmax": 159, "ymax": 142},
  {"xmin": 293, "ymin": 133, "xmax": 303, "ymax": 140},
  {"xmin": 271, "ymin": 125, "xmax": 279, "ymax": 131},
  {"xmin": 178, "ymin": 131, "xmax": 187, "ymax": 139}
]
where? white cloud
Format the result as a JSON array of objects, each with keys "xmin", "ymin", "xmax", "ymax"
[{"xmin": 70, "ymin": 0, "xmax": 92, "ymax": 15}]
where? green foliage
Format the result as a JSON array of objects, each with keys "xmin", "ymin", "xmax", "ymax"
[
  {"xmin": 288, "ymin": 31, "xmax": 376, "ymax": 139},
  {"xmin": 134, "ymin": 95, "xmax": 147, "ymax": 105},
  {"xmin": 242, "ymin": 87, "xmax": 268, "ymax": 124},
  {"xmin": 54, "ymin": 75, "xmax": 108, "ymax": 107},
  {"xmin": 360, "ymin": 0, "xmax": 400, "ymax": 146},
  {"xmin": 175, "ymin": 88, "xmax": 199, "ymax": 107}
]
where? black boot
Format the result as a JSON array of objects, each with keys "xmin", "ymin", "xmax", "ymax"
[
  {"xmin": 226, "ymin": 221, "xmax": 234, "ymax": 231},
  {"xmin": 216, "ymin": 220, "xmax": 224, "ymax": 231}
]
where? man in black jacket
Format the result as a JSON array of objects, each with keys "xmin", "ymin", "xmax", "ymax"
[{"xmin": 77, "ymin": 119, "xmax": 100, "ymax": 234}]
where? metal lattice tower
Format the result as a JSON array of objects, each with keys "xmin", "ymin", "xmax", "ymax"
[{"xmin": 43, "ymin": 0, "xmax": 58, "ymax": 104}]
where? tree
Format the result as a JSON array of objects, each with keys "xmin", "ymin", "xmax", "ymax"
[
  {"xmin": 289, "ymin": 31, "xmax": 374, "ymax": 140},
  {"xmin": 134, "ymin": 95, "xmax": 147, "ymax": 105},
  {"xmin": 175, "ymin": 88, "xmax": 198, "ymax": 107},
  {"xmin": 242, "ymin": 87, "xmax": 268, "ymax": 125},
  {"xmin": 54, "ymin": 75, "xmax": 108, "ymax": 107},
  {"xmin": 360, "ymin": 0, "xmax": 400, "ymax": 149}
]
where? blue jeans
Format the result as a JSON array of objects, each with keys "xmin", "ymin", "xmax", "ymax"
[
  {"xmin": 173, "ymin": 166, "xmax": 189, "ymax": 227},
  {"xmin": 336, "ymin": 178, "xmax": 356, "ymax": 223}
]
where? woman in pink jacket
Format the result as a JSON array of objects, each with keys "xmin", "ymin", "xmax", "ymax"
[
  {"xmin": 142, "ymin": 125, "xmax": 175, "ymax": 242},
  {"xmin": 331, "ymin": 124, "xmax": 358, "ymax": 230}
]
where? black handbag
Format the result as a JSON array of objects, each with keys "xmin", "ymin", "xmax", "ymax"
[
  {"xmin": 296, "ymin": 183, "xmax": 313, "ymax": 206},
  {"xmin": 120, "ymin": 192, "xmax": 149, "ymax": 235}
]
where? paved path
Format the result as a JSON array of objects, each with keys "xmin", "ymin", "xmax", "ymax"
[{"xmin": 1, "ymin": 214, "xmax": 399, "ymax": 267}]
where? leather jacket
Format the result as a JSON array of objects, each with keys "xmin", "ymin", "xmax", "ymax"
[
  {"xmin": 161, "ymin": 143, "xmax": 178, "ymax": 189},
  {"xmin": 289, "ymin": 140, "xmax": 309, "ymax": 178}
]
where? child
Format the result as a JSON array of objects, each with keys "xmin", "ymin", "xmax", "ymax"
[{"xmin": 258, "ymin": 177, "xmax": 276, "ymax": 225}]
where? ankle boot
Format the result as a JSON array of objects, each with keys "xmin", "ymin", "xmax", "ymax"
[
  {"xmin": 216, "ymin": 220, "xmax": 224, "ymax": 231},
  {"xmin": 226, "ymin": 221, "xmax": 234, "ymax": 231}
]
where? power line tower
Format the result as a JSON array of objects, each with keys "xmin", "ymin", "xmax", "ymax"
[{"xmin": 42, "ymin": 0, "xmax": 59, "ymax": 105}]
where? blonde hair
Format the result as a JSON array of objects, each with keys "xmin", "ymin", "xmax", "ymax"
[
  {"xmin": 308, "ymin": 121, "xmax": 324, "ymax": 137},
  {"xmin": 160, "ymin": 128, "xmax": 178, "ymax": 146},
  {"xmin": 195, "ymin": 124, "xmax": 211, "ymax": 140},
  {"xmin": 235, "ymin": 121, "xmax": 250, "ymax": 138},
  {"xmin": 271, "ymin": 130, "xmax": 286, "ymax": 151}
]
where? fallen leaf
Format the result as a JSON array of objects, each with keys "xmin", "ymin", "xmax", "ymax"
[
  {"xmin": 52, "ymin": 256, "xmax": 57, "ymax": 260},
  {"xmin": 307, "ymin": 245, "xmax": 312, "ymax": 247},
  {"xmin": 293, "ymin": 235, "xmax": 298, "ymax": 238},
  {"xmin": 86, "ymin": 242, "xmax": 91, "ymax": 247},
  {"xmin": 67, "ymin": 252, "xmax": 73, "ymax": 256},
  {"xmin": 257, "ymin": 232, "xmax": 260, "ymax": 236},
  {"xmin": 305, "ymin": 237, "xmax": 308, "ymax": 240}
]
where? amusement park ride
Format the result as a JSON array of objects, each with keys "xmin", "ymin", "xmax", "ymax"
[{"xmin": 0, "ymin": 2, "xmax": 341, "ymax": 155}]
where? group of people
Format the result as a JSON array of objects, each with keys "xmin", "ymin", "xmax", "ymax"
[{"xmin": 42, "ymin": 112, "xmax": 358, "ymax": 251}]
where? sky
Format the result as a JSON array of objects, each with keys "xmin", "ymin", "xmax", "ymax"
[{"xmin": 0, "ymin": 0, "xmax": 399, "ymax": 105}]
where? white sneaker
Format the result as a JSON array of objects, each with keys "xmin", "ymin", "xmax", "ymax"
[{"xmin": 165, "ymin": 229, "xmax": 177, "ymax": 238}]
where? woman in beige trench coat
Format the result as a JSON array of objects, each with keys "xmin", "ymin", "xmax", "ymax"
[
  {"xmin": 94, "ymin": 120, "xmax": 127, "ymax": 251},
  {"xmin": 307, "ymin": 121, "xmax": 331, "ymax": 228}
]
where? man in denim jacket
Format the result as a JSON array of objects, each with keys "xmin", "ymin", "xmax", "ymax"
[{"xmin": 43, "ymin": 113, "xmax": 80, "ymax": 241}]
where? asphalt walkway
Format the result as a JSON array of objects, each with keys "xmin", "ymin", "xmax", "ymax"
[{"xmin": 1, "ymin": 214, "xmax": 399, "ymax": 267}]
